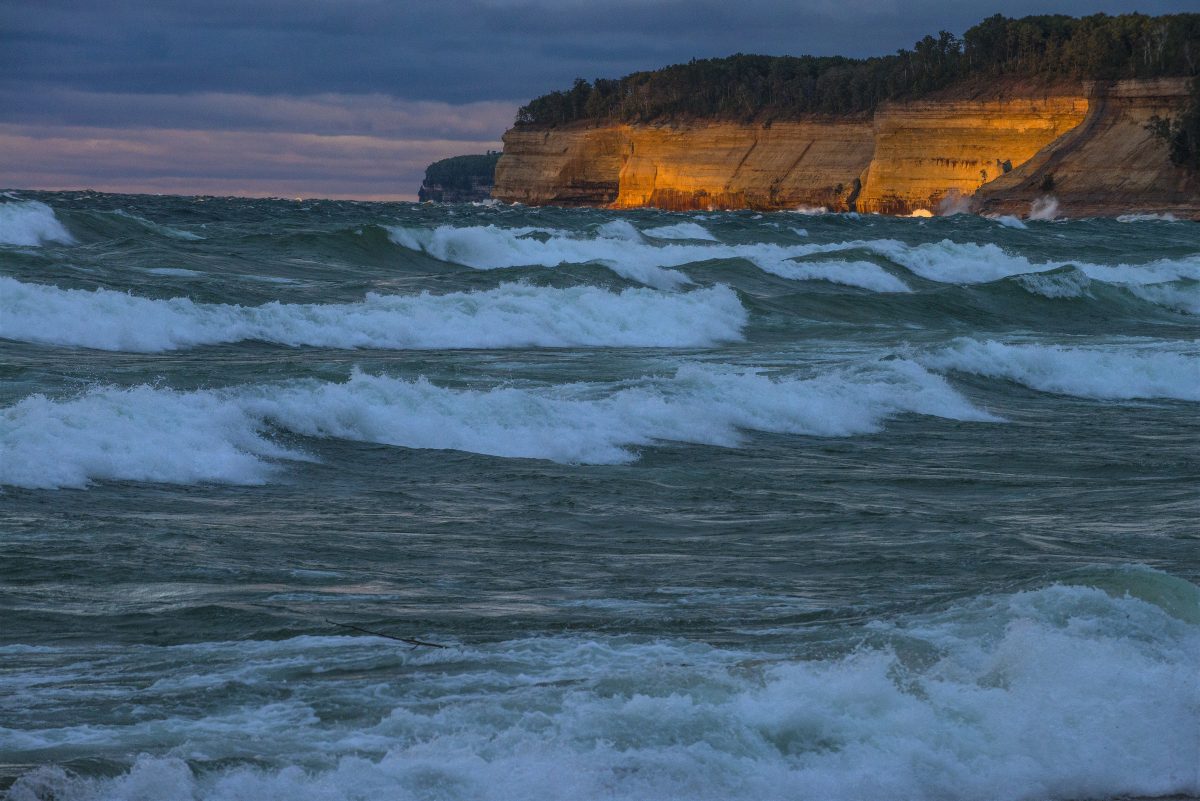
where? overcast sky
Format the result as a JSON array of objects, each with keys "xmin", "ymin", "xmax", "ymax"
[{"xmin": 2, "ymin": 0, "xmax": 1195, "ymax": 200}]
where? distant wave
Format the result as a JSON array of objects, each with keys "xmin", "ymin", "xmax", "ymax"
[
  {"xmin": 0, "ymin": 200, "xmax": 74, "ymax": 246},
  {"xmin": 759, "ymin": 259, "xmax": 911, "ymax": 293},
  {"xmin": 0, "ymin": 277, "xmax": 747, "ymax": 352},
  {"xmin": 642, "ymin": 221, "xmax": 718, "ymax": 241},
  {"xmin": 110, "ymin": 209, "xmax": 205, "ymax": 240},
  {"xmin": 1117, "ymin": 213, "xmax": 1178, "ymax": 222},
  {"xmin": 386, "ymin": 223, "xmax": 912, "ymax": 292},
  {"xmin": 863, "ymin": 239, "xmax": 1200, "ymax": 286},
  {"xmin": 385, "ymin": 224, "xmax": 1200, "ymax": 296},
  {"xmin": 925, "ymin": 339, "xmax": 1200, "ymax": 401},
  {"xmin": 0, "ymin": 361, "xmax": 997, "ymax": 488},
  {"xmin": 386, "ymin": 223, "xmax": 695, "ymax": 289}
]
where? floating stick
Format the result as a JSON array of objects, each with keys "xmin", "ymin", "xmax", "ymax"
[{"xmin": 326, "ymin": 619, "xmax": 449, "ymax": 649}]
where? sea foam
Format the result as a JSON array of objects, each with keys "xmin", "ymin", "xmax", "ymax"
[
  {"xmin": 387, "ymin": 224, "xmax": 910, "ymax": 292},
  {"xmin": 388, "ymin": 224, "xmax": 1199, "ymax": 296},
  {"xmin": 0, "ymin": 277, "xmax": 747, "ymax": 352},
  {"xmin": 925, "ymin": 339, "xmax": 1200, "ymax": 401},
  {"xmin": 6, "ymin": 571, "xmax": 1197, "ymax": 801},
  {"xmin": 642, "ymin": 222, "xmax": 718, "ymax": 241},
  {"xmin": 865, "ymin": 238, "xmax": 1200, "ymax": 287},
  {"xmin": 0, "ymin": 200, "xmax": 74, "ymax": 246},
  {"xmin": 762, "ymin": 259, "xmax": 911, "ymax": 293},
  {"xmin": 0, "ymin": 361, "xmax": 997, "ymax": 488}
]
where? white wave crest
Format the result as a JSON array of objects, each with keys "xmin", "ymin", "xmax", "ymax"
[
  {"xmin": 111, "ymin": 209, "xmax": 205, "ymax": 240},
  {"xmin": 0, "ymin": 277, "xmax": 747, "ymax": 352},
  {"xmin": 1015, "ymin": 269, "xmax": 1092, "ymax": 299},
  {"xmin": 925, "ymin": 339, "xmax": 1200, "ymax": 401},
  {"xmin": 0, "ymin": 386, "xmax": 307, "ymax": 489},
  {"xmin": 387, "ymin": 223, "xmax": 691, "ymax": 289},
  {"xmin": 761, "ymin": 259, "xmax": 911, "ymax": 293},
  {"xmin": 0, "ymin": 361, "xmax": 996, "ymax": 488},
  {"xmin": 1117, "ymin": 213, "xmax": 1178, "ymax": 222},
  {"xmin": 0, "ymin": 200, "xmax": 74, "ymax": 246},
  {"xmin": 1127, "ymin": 282, "xmax": 1200, "ymax": 315},
  {"xmin": 989, "ymin": 214, "xmax": 1028, "ymax": 229},
  {"xmin": 642, "ymin": 222, "xmax": 718, "ymax": 241},
  {"xmin": 7, "ymin": 572, "xmax": 1197, "ymax": 801},
  {"xmin": 865, "ymin": 238, "xmax": 1200, "ymax": 287},
  {"xmin": 387, "ymin": 224, "xmax": 916, "ymax": 292}
]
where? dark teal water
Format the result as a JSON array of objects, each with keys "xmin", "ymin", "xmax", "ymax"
[{"xmin": 1, "ymin": 191, "xmax": 1198, "ymax": 801}]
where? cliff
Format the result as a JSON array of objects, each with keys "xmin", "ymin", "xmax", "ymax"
[
  {"xmin": 973, "ymin": 79, "xmax": 1200, "ymax": 218},
  {"xmin": 855, "ymin": 94, "xmax": 1088, "ymax": 214},
  {"xmin": 418, "ymin": 153, "xmax": 500, "ymax": 203},
  {"xmin": 493, "ymin": 80, "xmax": 1198, "ymax": 219},
  {"xmin": 494, "ymin": 121, "xmax": 872, "ymax": 211}
]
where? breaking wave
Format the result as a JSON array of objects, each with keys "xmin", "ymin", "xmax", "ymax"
[
  {"xmin": 0, "ymin": 200, "xmax": 74, "ymax": 246},
  {"xmin": 387, "ymin": 223, "xmax": 693, "ymax": 289},
  {"xmin": 386, "ymin": 224, "xmax": 1200, "ymax": 299},
  {"xmin": 386, "ymin": 224, "xmax": 917, "ymax": 292},
  {"xmin": 761, "ymin": 259, "xmax": 911, "ymax": 293},
  {"xmin": 864, "ymin": 239, "xmax": 1200, "ymax": 286},
  {"xmin": 0, "ymin": 361, "xmax": 997, "ymax": 488},
  {"xmin": 0, "ymin": 277, "xmax": 747, "ymax": 352},
  {"xmin": 642, "ymin": 221, "xmax": 718, "ymax": 241},
  {"xmin": 925, "ymin": 339, "xmax": 1200, "ymax": 401},
  {"xmin": 7, "ymin": 569, "xmax": 1197, "ymax": 801},
  {"xmin": 1127, "ymin": 281, "xmax": 1200, "ymax": 315}
]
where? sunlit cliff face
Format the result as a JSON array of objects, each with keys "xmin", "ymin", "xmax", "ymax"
[
  {"xmin": 493, "ymin": 79, "xmax": 1198, "ymax": 219},
  {"xmin": 853, "ymin": 97, "xmax": 1089, "ymax": 214}
]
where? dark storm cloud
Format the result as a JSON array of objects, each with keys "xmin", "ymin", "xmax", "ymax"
[
  {"xmin": 8, "ymin": 0, "xmax": 1198, "ymax": 105},
  {"xmin": 2, "ymin": 0, "xmax": 1196, "ymax": 198}
]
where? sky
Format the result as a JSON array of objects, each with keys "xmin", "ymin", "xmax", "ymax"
[{"xmin": 2, "ymin": 0, "xmax": 1195, "ymax": 201}]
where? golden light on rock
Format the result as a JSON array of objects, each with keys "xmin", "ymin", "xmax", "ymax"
[{"xmin": 494, "ymin": 79, "xmax": 1198, "ymax": 220}]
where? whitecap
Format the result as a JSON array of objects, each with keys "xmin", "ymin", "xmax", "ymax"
[
  {"xmin": 6, "ymin": 570, "xmax": 1196, "ymax": 801},
  {"xmin": 1117, "ymin": 213, "xmax": 1178, "ymax": 223},
  {"xmin": 0, "ymin": 360, "xmax": 997, "ymax": 488},
  {"xmin": 642, "ymin": 222, "xmax": 717, "ymax": 241},
  {"xmin": 990, "ymin": 214, "xmax": 1028, "ymax": 229},
  {"xmin": 1127, "ymin": 282, "xmax": 1200, "ymax": 315},
  {"xmin": 0, "ymin": 277, "xmax": 747, "ymax": 353},
  {"xmin": 1015, "ymin": 269, "xmax": 1092, "ymax": 299},
  {"xmin": 761, "ymin": 259, "xmax": 910, "ymax": 293},
  {"xmin": 0, "ymin": 200, "xmax": 74, "ymax": 246},
  {"xmin": 924, "ymin": 339, "xmax": 1200, "ymax": 401}
]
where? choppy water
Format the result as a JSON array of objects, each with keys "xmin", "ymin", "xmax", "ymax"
[{"xmin": 1, "ymin": 191, "xmax": 1198, "ymax": 801}]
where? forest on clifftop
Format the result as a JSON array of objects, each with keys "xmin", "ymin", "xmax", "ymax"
[{"xmin": 515, "ymin": 13, "xmax": 1200, "ymax": 126}]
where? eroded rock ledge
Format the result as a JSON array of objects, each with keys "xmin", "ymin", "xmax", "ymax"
[{"xmin": 493, "ymin": 79, "xmax": 1198, "ymax": 219}]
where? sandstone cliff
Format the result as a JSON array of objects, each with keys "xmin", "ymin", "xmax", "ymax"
[
  {"xmin": 856, "ymin": 95, "xmax": 1088, "ymax": 214},
  {"xmin": 493, "ymin": 79, "xmax": 1197, "ymax": 219},
  {"xmin": 973, "ymin": 79, "xmax": 1200, "ymax": 218}
]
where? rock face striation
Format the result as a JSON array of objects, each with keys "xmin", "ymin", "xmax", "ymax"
[
  {"xmin": 493, "ymin": 79, "xmax": 1198, "ymax": 219},
  {"xmin": 973, "ymin": 79, "xmax": 1200, "ymax": 218}
]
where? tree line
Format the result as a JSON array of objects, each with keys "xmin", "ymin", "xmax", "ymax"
[
  {"xmin": 515, "ymin": 13, "xmax": 1200, "ymax": 127},
  {"xmin": 422, "ymin": 152, "xmax": 501, "ymax": 191}
]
